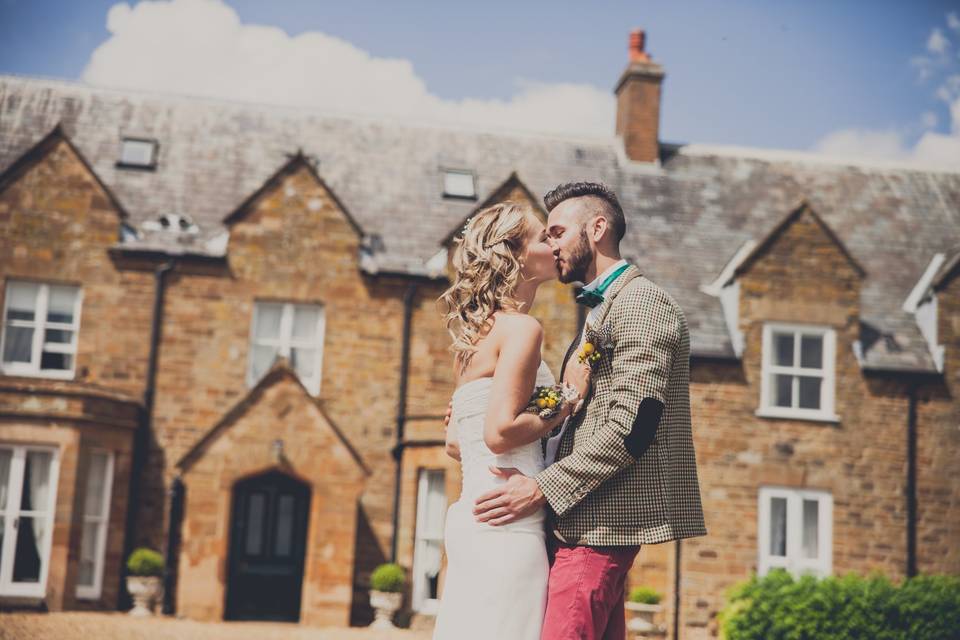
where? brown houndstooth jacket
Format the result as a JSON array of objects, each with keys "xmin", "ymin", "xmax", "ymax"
[{"xmin": 535, "ymin": 264, "xmax": 707, "ymax": 546}]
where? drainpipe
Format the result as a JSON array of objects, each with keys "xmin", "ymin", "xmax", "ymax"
[
  {"xmin": 673, "ymin": 540, "xmax": 682, "ymax": 640},
  {"xmin": 119, "ymin": 259, "xmax": 175, "ymax": 610},
  {"xmin": 390, "ymin": 283, "xmax": 418, "ymax": 563},
  {"xmin": 906, "ymin": 382, "xmax": 918, "ymax": 578},
  {"xmin": 162, "ymin": 475, "xmax": 184, "ymax": 614}
]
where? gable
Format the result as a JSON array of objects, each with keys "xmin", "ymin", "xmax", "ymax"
[
  {"xmin": 441, "ymin": 172, "xmax": 547, "ymax": 247},
  {"xmin": 223, "ymin": 152, "xmax": 364, "ymax": 238},
  {"xmin": 0, "ymin": 124, "xmax": 128, "ymax": 221},
  {"xmin": 731, "ymin": 200, "xmax": 867, "ymax": 284},
  {"xmin": 176, "ymin": 360, "xmax": 367, "ymax": 477}
]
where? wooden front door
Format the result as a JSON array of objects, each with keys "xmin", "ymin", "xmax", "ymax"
[{"xmin": 225, "ymin": 471, "xmax": 310, "ymax": 621}]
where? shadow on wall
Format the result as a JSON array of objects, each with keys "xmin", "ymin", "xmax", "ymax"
[
  {"xmin": 349, "ymin": 505, "xmax": 388, "ymax": 626},
  {"xmin": 123, "ymin": 431, "xmax": 168, "ymax": 612}
]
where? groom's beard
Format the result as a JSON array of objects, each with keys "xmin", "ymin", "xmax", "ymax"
[{"xmin": 557, "ymin": 227, "xmax": 594, "ymax": 284}]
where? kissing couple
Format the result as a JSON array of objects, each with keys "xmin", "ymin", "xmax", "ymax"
[{"xmin": 432, "ymin": 182, "xmax": 706, "ymax": 640}]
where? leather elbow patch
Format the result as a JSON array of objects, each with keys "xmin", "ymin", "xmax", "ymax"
[{"xmin": 624, "ymin": 397, "xmax": 664, "ymax": 458}]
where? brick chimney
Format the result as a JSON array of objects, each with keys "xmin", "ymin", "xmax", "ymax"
[{"xmin": 615, "ymin": 29, "xmax": 665, "ymax": 163}]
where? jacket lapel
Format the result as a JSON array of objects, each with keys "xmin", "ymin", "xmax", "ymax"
[
  {"xmin": 591, "ymin": 264, "xmax": 643, "ymax": 330},
  {"xmin": 558, "ymin": 264, "xmax": 643, "ymax": 382}
]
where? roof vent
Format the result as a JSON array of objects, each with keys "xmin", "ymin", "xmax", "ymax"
[{"xmin": 143, "ymin": 212, "xmax": 199, "ymax": 235}]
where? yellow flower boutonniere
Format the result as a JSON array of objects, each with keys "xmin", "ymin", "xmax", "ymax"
[
  {"xmin": 577, "ymin": 341, "xmax": 602, "ymax": 365},
  {"xmin": 578, "ymin": 323, "xmax": 615, "ymax": 367}
]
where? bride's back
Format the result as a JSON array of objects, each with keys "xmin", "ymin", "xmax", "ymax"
[{"xmin": 449, "ymin": 358, "xmax": 554, "ymax": 528}]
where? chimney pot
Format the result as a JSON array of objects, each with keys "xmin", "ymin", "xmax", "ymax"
[{"xmin": 629, "ymin": 29, "xmax": 651, "ymax": 62}]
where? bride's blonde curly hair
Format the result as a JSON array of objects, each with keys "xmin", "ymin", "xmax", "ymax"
[{"xmin": 438, "ymin": 201, "xmax": 535, "ymax": 373}]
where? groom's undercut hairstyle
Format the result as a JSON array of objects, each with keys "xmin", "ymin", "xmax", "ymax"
[{"xmin": 543, "ymin": 182, "xmax": 626, "ymax": 243}]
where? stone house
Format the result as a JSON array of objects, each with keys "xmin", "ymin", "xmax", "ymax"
[{"xmin": 0, "ymin": 31, "xmax": 957, "ymax": 638}]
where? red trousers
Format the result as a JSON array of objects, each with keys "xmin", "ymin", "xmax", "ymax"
[{"xmin": 540, "ymin": 540, "xmax": 641, "ymax": 640}]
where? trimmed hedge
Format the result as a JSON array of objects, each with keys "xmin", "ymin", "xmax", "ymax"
[
  {"xmin": 370, "ymin": 563, "xmax": 406, "ymax": 593},
  {"xmin": 628, "ymin": 586, "xmax": 662, "ymax": 605},
  {"xmin": 126, "ymin": 547, "xmax": 164, "ymax": 577},
  {"xmin": 719, "ymin": 569, "xmax": 960, "ymax": 640}
]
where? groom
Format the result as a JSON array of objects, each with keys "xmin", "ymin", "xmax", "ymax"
[{"xmin": 472, "ymin": 182, "xmax": 707, "ymax": 639}]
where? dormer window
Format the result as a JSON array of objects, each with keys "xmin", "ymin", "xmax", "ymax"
[
  {"xmin": 442, "ymin": 169, "xmax": 476, "ymax": 199},
  {"xmin": 117, "ymin": 137, "xmax": 158, "ymax": 169},
  {"xmin": 757, "ymin": 323, "xmax": 838, "ymax": 422}
]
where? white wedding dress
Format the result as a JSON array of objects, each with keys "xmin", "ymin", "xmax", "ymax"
[{"xmin": 432, "ymin": 360, "xmax": 554, "ymax": 640}]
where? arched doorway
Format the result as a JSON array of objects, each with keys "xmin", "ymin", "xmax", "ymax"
[{"xmin": 224, "ymin": 470, "xmax": 311, "ymax": 621}]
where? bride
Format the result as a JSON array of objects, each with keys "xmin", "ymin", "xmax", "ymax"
[{"xmin": 433, "ymin": 201, "xmax": 591, "ymax": 639}]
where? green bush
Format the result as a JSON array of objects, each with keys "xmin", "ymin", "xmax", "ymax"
[
  {"xmin": 719, "ymin": 569, "xmax": 960, "ymax": 640},
  {"xmin": 126, "ymin": 547, "xmax": 164, "ymax": 577},
  {"xmin": 628, "ymin": 586, "xmax": 662, "ymax": 605},
  {"xmin": 370, "ymin": 563, "xmax": 406, "ymax": 593}
]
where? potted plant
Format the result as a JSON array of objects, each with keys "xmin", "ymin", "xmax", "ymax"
[
  {"xmin": 125, "ymin": 547, "xmax": 165, "ymax": 617},
  {"xmin": 626, "ymin": 586, "xmax": 666, "ymax": 636},
  {"xmin": 368, "ymin": 563, "xmax": 406, "ymax": 629}
]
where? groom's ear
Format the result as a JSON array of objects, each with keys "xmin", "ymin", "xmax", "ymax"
[{"xmin": 588, "ymin": 214, "xmax": 610, "ymax": 244}]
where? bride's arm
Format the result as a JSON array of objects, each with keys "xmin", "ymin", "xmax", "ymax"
[{"xmin": 482, "ymin": 315, "xmax": 576, "ymax": 454}]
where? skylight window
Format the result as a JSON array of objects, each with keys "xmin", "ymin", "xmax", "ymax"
[
  {"xmin": 442, "ymin": 169, "xmax": 476, "ymax": 199},
  {"xmin": 118, "ymin": 138, "xmax": 158, "ymax": 169}
]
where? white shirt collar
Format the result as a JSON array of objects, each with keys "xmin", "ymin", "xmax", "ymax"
[{"xmin": 581, "ymin": 258, "xmax": 628, "ymax": 292}]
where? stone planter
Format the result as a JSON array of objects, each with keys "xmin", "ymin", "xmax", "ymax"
[
  {"xmin": 625, "ymin": 601, "xmax": 666, "ymax": 637},
  {"xmin": 369, "ymin": 590, "xmax": 403, "ymax": 629},
  {"xmin": 126, "ymin": 575, "xmax": 163, "ymax": 617}
]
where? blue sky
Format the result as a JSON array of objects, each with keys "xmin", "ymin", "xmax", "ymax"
[{"xmin": 1, "ymin": 0, "xmax": 958, "ymax": 164}]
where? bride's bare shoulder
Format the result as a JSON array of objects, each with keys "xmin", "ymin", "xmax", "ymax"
[
  {"xmin": 450, "ymin": 313, "xmax": 541, "ymax": 384},
  {"xmin": 491, "ymin": 311, "xmax": 542, "ymax": 337}
]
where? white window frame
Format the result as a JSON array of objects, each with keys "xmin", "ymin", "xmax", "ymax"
[
  {"xmin": 441, "ymin": 169, "xmax": 477, "ymax": 199},
  {"xmin": 75, "ymin": 449, "xmax": 115, "ymax": 600},
  {"xmin": 246, "ymin": 301, "xmax": 325, "ymax": 395},
  {"xmin": 0, "ymin": 280, "xmax": 83, "ymax": 380},
  {"xmin": 756, "ymin": 322, "xmax": 838, "ymax": 422},
  {"xmin": 0, "ymin": 444, "xmax": 61, "ymax": 598},
  {"xmin": 758, "ymin": 486, "xmax": 832, "ymax": 578},
  {"xmin": 411, "ymin": 469, "xmax": 446, "ymax": 614}
]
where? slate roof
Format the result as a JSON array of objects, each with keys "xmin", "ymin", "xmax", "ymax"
[
  {"xmin": 933, "ymin": 248, "xmax": 960, "ymax": 292},
  {"xmin": 2, "ymin": 75, "xmax": 959, "ymax": 372}
]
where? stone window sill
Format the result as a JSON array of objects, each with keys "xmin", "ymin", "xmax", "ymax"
[{"xmin": 755, "ymin": 407, "xmax": 841, "ymax": 425}]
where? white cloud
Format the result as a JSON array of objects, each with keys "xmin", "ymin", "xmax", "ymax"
[
  {"xmin": 927, "ymin": 27, "xmax": 950, "ymax": 56},
  {"xmin": 948, "ymin": 12, "xmax": 960, "ymax": 33},
  {"xmin": 813, "ymin": 17, "xmax": 960, "ymax": 169},
  {"xmin": 936, "ymin": 74, "xmax": 960, "ymax": 103},
  {"xmin": 911, "ymin": 55, "xmax": 934, "ymax": 81},
  {"xmin": 813, "ymin": 129, "xmax": 909, "ymax": 160},
  {"xmin": 81, "ymin": 0, "xmax": 615, "ymax": 137},
  {"xmin": 812, "ymin": 101, "xmax": 960, "ymax": 169}
]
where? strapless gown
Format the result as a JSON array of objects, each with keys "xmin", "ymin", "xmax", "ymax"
[{"xmin": 432, "ymin": 360, "xmax": 554, "ymax": 640}]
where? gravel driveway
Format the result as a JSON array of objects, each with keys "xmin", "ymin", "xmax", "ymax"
[{"xmin": 0, "ymin": 612, "xmax": 432, "ymax": 640}]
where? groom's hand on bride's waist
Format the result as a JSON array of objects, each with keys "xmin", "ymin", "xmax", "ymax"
[{"xmin": 473, "ymin": 467, "xmax": 547, "ymax": 526}]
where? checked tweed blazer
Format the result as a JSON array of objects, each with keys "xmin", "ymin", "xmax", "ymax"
[{"xmin": 535, "ymin": 264, "xmax": 707, "ymax": 546}]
